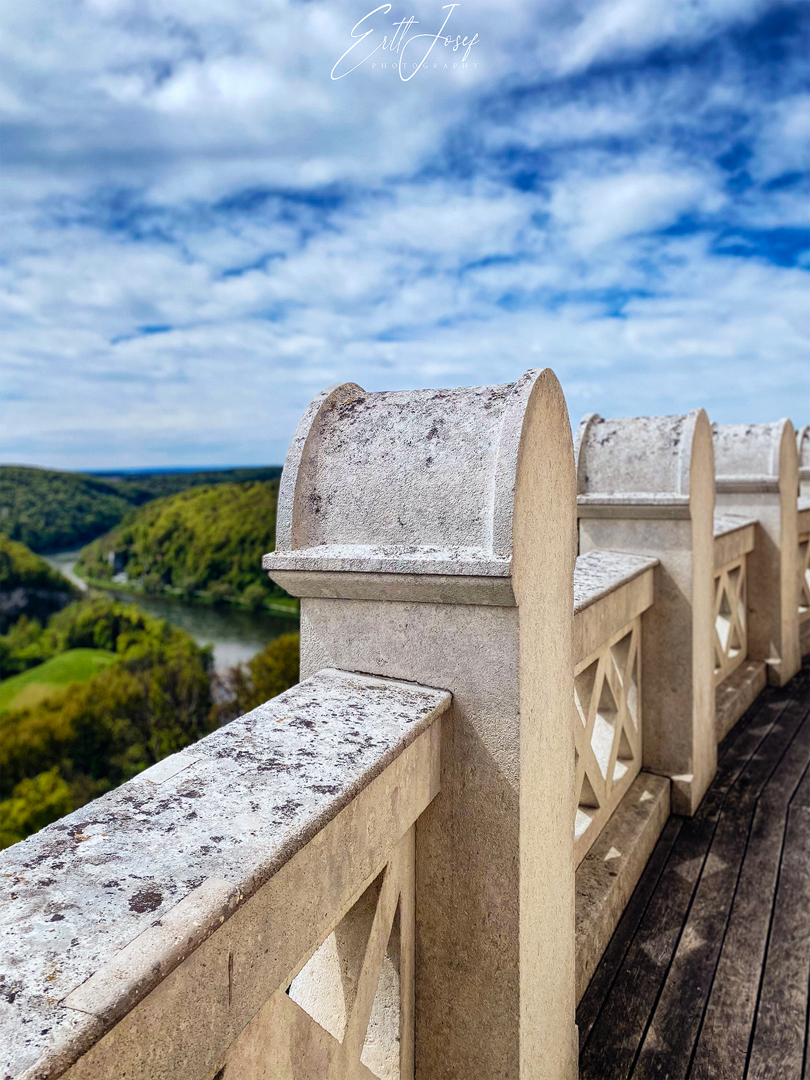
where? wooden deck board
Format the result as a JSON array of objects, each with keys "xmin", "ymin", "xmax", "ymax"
[
  {"xmin": 579, "ymin": 657, "xmax": 810, "ymax": 1079},
  {"xmin": 690, "ymin": 705, "xmax": 810, "ymax": 1080}
]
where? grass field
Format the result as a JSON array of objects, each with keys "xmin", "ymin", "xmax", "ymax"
[{"xmin": 0, "ymin": 649, "xmax": 118, "ymax": 714}]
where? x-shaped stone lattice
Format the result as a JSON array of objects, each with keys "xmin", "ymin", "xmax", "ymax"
[
  {"xmin": 220, "ymin": 829, "xmax": 414, "ymax": 1080},
  {"xmin": 573, "ymin": 618, "xmax": 642, "ymax": 864},
  {"xmin": 267, "ymin": 830, "xmax": 412, "ymax": 1080},
  {"xmin": 799, "ymin": 532, "xmax": 810, "ymax": 623},
  {"xmin": 713, "ymin": 557, "xmax": 747, "ymax": 686}
]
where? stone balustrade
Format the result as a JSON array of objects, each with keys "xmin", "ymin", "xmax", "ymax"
[
  {"xmin": 571, "ymin": 549, "xmax": 656, "ymax": 864},
  {"xmin": 0, "ymin": 670, "xmax": 448, "ymax": 1080},
  {"xmin": 711, "ymin": 513, "xmax": 767, "ymax": 740},
  {"xmin": 0, "ymin": 369, "xmax": 807, "ymax": 1080}
]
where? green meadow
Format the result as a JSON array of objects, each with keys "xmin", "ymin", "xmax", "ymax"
[{"xmin": 0, "ymin": 648, "xmax": 118, "ymax": 714}]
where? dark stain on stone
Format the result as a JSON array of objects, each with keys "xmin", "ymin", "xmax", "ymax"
[
  {"xmin": 49, "ymin": 914, "xmax": 64, "ymax": 922},
  {"xmin": 129, "ymin": 886, "xmax": 163, "ymax": 913},
  {"xmin": 0, "ymin": 978, "xmax": 22, "ymax": 1004}
]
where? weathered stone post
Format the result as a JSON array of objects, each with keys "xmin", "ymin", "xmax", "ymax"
[
  {"xmin": 712, "ymin": 421, "xmax": 800, "ymax": 687},
  {"xmin": 264, "ymin": 371, "xmax": 578, "ymax": 1080},
  {"xmin": 574, "ymin": 411, "xmax": 715, "ymax": 816}
]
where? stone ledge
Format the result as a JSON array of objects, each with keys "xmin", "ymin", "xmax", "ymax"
[
  {"xmin": 575, "ymin": 772, "xmax": 670, "ymax": 1003},
  {"xmin": 0, "ymin": 669, "xmax": 450, "ymax": 1080},
  {"xmin": 573, "ymin": 549, "xmax": 658, "ymax": 617},
  {"xmin": 716, "ymin": 660, "xmax": 767, "ymax": 742},
  {"xmin": 713, "ymin": 515, "xmax": 755, "ymax": 569}
]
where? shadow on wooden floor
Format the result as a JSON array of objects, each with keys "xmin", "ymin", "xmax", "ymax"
[{"xmin": 578, "ymin": 653, "xmax": 810, "ymax": 1080}]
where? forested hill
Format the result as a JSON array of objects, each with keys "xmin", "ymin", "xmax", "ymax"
[
  {"xmin": 0, "ymin": 465, "xmax": 281, "ymax": 553},
  {"xmin": 75, "ymin": 480, "xmax": 285, "ymax": 609},
  {"xmin": 0, "ymin": 535, "xmax": 75, "ymax": 633}
]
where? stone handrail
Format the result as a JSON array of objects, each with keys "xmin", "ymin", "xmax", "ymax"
[
  {"xmin": 572, "ymin": 549, "xmax": 656, "ymax": 864},
  {"xmin": 0, "ymin": 669, "xmax": 448, "ymax": 1080},
  {"xmin": 799, "ymin": 497, "xmax": 810, "ymax": 658},
  {"xmin": 712, "ymin": 514, "xmax": 755, "ymax": 686}
]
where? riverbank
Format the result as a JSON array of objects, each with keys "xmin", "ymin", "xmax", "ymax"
[{"xmin": 44, "ymin": 552, "xmax": 299, "ymax": 673}]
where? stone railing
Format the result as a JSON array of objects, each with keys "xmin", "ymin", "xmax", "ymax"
[
  {"xmin": 800, "ymin": 502, "xmax": 810, "ymax": 652},
  {"xmin": 571, "ymin": 549, "xmax": 656, "ymax": 864},
  {"xmin": 0, "ymin": 670, "xmax": 448, "ymax": 1080},
  {"xmin": 712, "ymin": 514, "xmax": 754, "ymax": 685},
  {"xmin": 1, "ymin": 367, "xmax": 807, "ymax": 1080}
]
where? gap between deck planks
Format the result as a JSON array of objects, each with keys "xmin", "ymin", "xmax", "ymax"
[{"xmin": 578, "ymin": 656, "xmax": 810, "ymax": 1080}]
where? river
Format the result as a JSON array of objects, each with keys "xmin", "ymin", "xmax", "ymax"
[{"xmin": 45, "ymin": 551, "xmax": 298, "ymax": 673}]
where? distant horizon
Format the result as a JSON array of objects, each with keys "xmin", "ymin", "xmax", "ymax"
[{"xmin": 0, "ymin": 463, "xmax": 283, "ymax": 477}]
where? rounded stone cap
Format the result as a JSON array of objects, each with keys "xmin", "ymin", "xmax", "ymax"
[
  {"xmin": 712, "ymin": 419, "xmax": 797, "ymax": 493},
  {"xmin": 574, "ymin": 410, "xmax": 711, "ymax": 515},
  {"xmin": 264, "ymin": 370, "xmax": 562, "ymax": 580}
]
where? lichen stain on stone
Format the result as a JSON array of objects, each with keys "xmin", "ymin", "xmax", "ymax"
[{"xmin": 128, "ymin": 887, "xmax": 163, "ymax": 914}]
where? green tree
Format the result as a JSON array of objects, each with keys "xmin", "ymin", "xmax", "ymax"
[
  {"xmin": 75, "ymin": 480, "xmax": 290, "ymax": 608},
  {"xmin": 0, "ymin": 534, "xmax": 75, "ymax": 637},
  {"xmin": 0, "ymin": 464, "xmax": 281, "ymax": 552},
  {"xmin": 0, "ymin": 768, "xmax": 74, "ymax": 849},
  {"xmin": 0, "ymin": 597, "xmax": 215, "ymax": 846}
]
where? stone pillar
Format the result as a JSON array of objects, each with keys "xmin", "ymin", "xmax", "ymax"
[
  {"xmin": 713, "ymin": 421, "xmax": 800, "ymax": 687},
  {"xmin": 264, "ymin": 371, "xmax": 578, "ymax": 1080},
  {"xmin": 574, "ymin": 411, "xmax": 715, "ymax": 816},
  {"xmin": 798, "ymin": 425, "xmax": 810, "ymax": 500}
]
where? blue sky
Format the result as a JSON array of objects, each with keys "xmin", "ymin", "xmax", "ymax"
[{"xmin": 0, "ymin": 0, "xmax": 808, "ymax": 469}]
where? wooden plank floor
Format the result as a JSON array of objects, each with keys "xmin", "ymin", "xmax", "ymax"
[{"xmin": 579, "ymin": 653, "xmax": 810, "ymax": 1080}]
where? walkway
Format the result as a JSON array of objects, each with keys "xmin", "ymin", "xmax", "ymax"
[{"xmin": 579, "ymin": 654, "xmax": 810, "ymax": 1080}]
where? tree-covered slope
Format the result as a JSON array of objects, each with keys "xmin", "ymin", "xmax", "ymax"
[
  {"xmin": 0, "ymin": 596, "xmax": 215, "ymax": 848},
  {"xmin": 75, "ymin": 480, "xmax": 286, "ymax": 608},
  {"xmin": 0, "ymin": 467, "xmax": 130, "ymax": 552},
  {"xmin": 0, "ymin": 534, "xmax": 75, "ymax": 634},
  {"xmin": 0, "ymin": 465, "xmax": 281, "ymax": 553}
]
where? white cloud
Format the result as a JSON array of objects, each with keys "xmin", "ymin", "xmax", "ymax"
[
  {"xmin": 0, "ymin": 0, "xmax": 807, "ymax": 468},
  {"xmin": 548, "ymin": 163, "xmax": 725, "ymax": 251}
]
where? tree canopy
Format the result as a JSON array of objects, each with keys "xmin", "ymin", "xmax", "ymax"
[
  {"xmin": 0, "ymin": 597, "xmax": 215, "ymax": 848},
  {"xmin": 76, "ymin": 480, "xmax": 288, "ymax": 608},
  {"xmin": 0, "ymin": 464, "xmax": 280, "ymax": 553}
]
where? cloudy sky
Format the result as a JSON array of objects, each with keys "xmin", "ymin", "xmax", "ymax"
[{"xmin": 1, "ymin": 0, "xmax": 808, "ymax": 469}]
